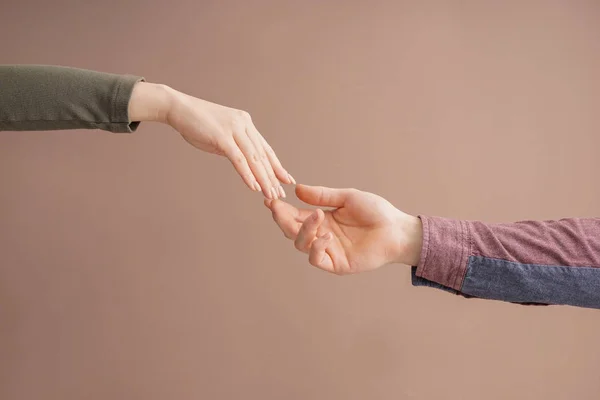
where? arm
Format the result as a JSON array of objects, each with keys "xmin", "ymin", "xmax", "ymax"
[
  {"xmin": 266, "ymin": 184, "xmax": 600, "ymax": 310},
  {"xmin": 0, "ymin": 65, "xmax": 293, "ymax": 199},
  {"xmin": 0, "ymin": 64, "xmax": 142, "ymax": 132},
  {"xmin": 411, "ymin": 216, "xmax": 600, "ymax": 308}
]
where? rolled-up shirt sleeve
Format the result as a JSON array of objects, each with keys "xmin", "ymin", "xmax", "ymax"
[{"xmin": 412, "ymin": 215, "xmax": 600, "ymax": 309}]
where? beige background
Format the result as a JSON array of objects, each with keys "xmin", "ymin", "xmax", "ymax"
[{"xmin": 2, "ymin": 1, "xmax": 600, "ymax": 399}]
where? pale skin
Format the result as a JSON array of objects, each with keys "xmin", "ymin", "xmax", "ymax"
[
  {"xmin": 128, "ymin": 82, "xmax": 422, "ymax": 271},
  {"xmin": 265, "ymin": 184, "xmax": 424, "ymax": 274},
  {"xmin": 128, "ymin": 81, "xmax": 294, "ymax": 199}
]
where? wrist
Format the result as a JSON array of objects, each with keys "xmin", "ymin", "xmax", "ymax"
[
  {"xmin": 128, "ymin": 82, "xmax": 176, "ymax": 124},
  {"xmin": 390, "ymin": 212, "xmax": 423, "ymax": 266}
]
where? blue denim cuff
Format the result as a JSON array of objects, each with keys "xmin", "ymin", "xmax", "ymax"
[{"xmin": 411, "ymin": 266, "xmax": 459, "ymax": 295}]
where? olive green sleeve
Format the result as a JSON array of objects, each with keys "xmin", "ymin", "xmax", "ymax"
[{"xmin": 0, "ymin": 65, "xmax": 144, "ymax": 133}]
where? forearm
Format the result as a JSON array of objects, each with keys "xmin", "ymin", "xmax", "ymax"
[
  {"xmin": 408, "ymin": 215, "xmax": 600, "ymax": 309},
  {"xmin": 0, "ymin": 65, "xmax": 143, "ymax": 132}
]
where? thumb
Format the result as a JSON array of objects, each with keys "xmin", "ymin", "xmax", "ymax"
[{"xmin": 295, "ymin": 184, "xmax": 351, "ymax": 207}]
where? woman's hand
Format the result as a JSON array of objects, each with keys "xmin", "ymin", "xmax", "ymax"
[
  {"xmin": 265, "ymin": 184, "xmax": 423, "ymax": 274},
  {"xmin": 129, "ymin": 82, "xmax": 294, "ymax": 199}
]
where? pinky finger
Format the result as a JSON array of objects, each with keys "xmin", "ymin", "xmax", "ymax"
[
  {"xmin": 225, "ymin": 143, "xmax": 261, "ymax": 192},
  {"xmin": 308, "ymin": 232, "xmax": 334, "ymax": 272}
]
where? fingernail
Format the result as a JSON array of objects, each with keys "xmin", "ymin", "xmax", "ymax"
[
  {"xmin": 312, "ymin": 211, "xmax": 319, "ymax": 221},
  {"xmin": 278, "ymin": 186, "xmax": 286, "ymax": 198},
  {"xmin": 288, "ymin": 174, "xmax": 296, "ymax": 185},
  {"xmin": 264, "ymin": 187, "xmax": 273, "ymax": 199},
  {"xmin": 271, "ymin": 187, "xmax": 279, "ymax": 199},
  {"xmin": 323, "ymin": 232, "xmax": 332, "ymax": 240},
  {"xmin": 253, "ymin": 181, "xmax": 261, "ymax": 192}
]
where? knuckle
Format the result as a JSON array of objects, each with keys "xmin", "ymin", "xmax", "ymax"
[
  {"xmin": 230, "ymin": 110, "xmax": 251, "ymax": 128},
  {"xmin": 230, "ymin": 117, "xmax": 243, "ymax": 129},
  {"xmin": 232, "ymin": 153, "xmax": 246, "ymax": 165},
  {"xmin": 331, "ymin": 263, "xmax": 339, "ymax": 275},
  {"xmin": 331, "ymin": 263, "xmax": 346, "ymax": 276},
  {"xmin": 264, "ymin": 144, "xmax": 274, "ymax": 154},
  {"xmin": 316, "ymin": 188, "xmax": 325, "ymax": 204},
  {"xmin": 236, "ymin": 109, "xmax": 251, "ymax": 121},
  {"xmin": 249, "ymin": 153, "xmax": 260, "ymax": 164}
]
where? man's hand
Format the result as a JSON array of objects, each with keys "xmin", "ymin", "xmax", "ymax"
[
  {"xmin": 129, "ymin": 82, "xmax": 294, "ymax": 199},
  {"xmin": 265, "ymin": 184, "xmax": 423, "ymax": 274}
]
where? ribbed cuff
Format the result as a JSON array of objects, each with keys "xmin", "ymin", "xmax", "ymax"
[{"xmin": 110, "ymin": 75, "xmax": 145, "ymax": 133}]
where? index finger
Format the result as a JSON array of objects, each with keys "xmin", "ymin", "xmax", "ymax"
[{"xmin": 265, "ymin": 199, "xmax": 313, "ymax": 239}]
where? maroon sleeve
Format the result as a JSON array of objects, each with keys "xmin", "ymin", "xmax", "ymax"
[{"xmin": 413, "ymin": 216, "xmax": 600, "ymax": 306}]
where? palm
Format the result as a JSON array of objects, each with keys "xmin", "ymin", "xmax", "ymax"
[
  {"xmin": 319, "ymin": 213, "xmax": 386, "ymax": 272},
  {"xmin": 269, "ymin": 188, "xmax": 403, "ymax": 274}
]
